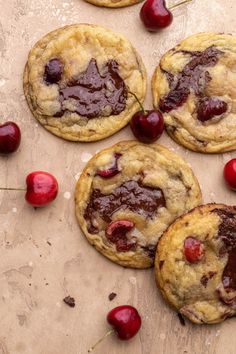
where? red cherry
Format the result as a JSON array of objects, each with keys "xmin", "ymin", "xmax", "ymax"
[
  {"xmin": 224, "ymin": 159, "xmax": 236, "ymax": 191},
  {"xmin": 197, "ymin": 97, "xmax": 228, "ymax": 122},
  {"xmin": 25, "ymin": 171, "xmax": 58, "ymax": 207},
  {"xmin": 140, "ymin": 0, "xmax": 173, "ymax": 31},
  {"xmin": 96, "ymin": 153, "xmax": 122, "ymax": 178},
  {"xmin": 0, "ymin": 121, "xmax": 21, "ymax": 154},
  {"xmin": 130, "ymin": 110, "xmax": 164, "ymax": 143},
  {"xmin": 88, "ymin": 305, "xmax": 141, "ymax": 352},
  {"xmin": 183, "ymin": 237, "xmax": 204, "ymax": 263},
  {"xmin": 107, "ymin": 305, "xmax": 142, "ymax": 340}
]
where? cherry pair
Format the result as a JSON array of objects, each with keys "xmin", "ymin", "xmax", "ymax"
[{"xmin": 0, "ymin": 122, "xmax": 58, "ymax": 207}]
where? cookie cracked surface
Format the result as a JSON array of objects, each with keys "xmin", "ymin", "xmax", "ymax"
[
  {"xmin": 152, "ymin": 33, "xmax": 236, "ymax": 153},
  {"xmin": 75, "ymin": 141, "xmax": 201, "ymax": 268},
  {"xmin": 24, "ymin": 24, "xmax": 146, "ymax": 142},
  {"xmin": 156, "ymin": 203, "xmax": 236, "ymax": 324}
]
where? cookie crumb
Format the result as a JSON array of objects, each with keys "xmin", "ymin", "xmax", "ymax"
[
  {"xmin": 47, "ymin": 241, "xmax": 52, "ymax": 246},
  {"xmin": 108, "ymin": 292, "xmax": 117, "ymax": 301},
  {"xmin": 63, "ymin": 296, "xmax": 75, "ymax": 308},
  {"xmin": 177, "ymin": 313, "xmax": 186, "ymax": 326}
]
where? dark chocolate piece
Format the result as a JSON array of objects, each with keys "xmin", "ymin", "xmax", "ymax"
[
  {"xmin": 159, "ymin": 46, "xmax": 223, "ymax": 113},
  {"xmin": 57, "ymin": 59, "xmax": 127, "ymax": 119},
  {"xmin": 108, "ymin": 292, "xmax": 117, "ymax": 301},
  {"xmin": 44, "ymin": 58, "xmax": 63, "ymax": 84},
  {"xmin": 177, "ymin": 312, "xmax": 186, "ymax": 326},
  {"xmin": 84, "ymin": 180, "xmax": 166, "ymax": 232},
  {"xmin": 200, "ymin": 271, "xmax": 216, "ymax": 287},
  {"xmin": 141, "ymin": 244, "xmax": 157, "ymax": 259},
  {"xmin": 63, "ymin": 296, "xmax": 75, "ymax": 308},
  {"xmin": 214, "ymin": 208, "xmax": 236, "ymax": 291}
]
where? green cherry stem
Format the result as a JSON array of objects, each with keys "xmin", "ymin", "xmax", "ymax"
[
  {"xmin": 88, "ymin": 329, "xmax": 115, "ymax": 353},
  {"xmin": 128, "ymin": 91, "xmax": 146, "ymax": 114},
  {"xmin": 0, "ymin": 187, "xmax": 26, "ymax": 191},
  {"xmin": 169, "ymin": 0, "xmax": 193, "ymax": 10}
]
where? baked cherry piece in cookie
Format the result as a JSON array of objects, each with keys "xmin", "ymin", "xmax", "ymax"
[
  {"xmin": 75, "ymin": 141, "xmax": 201, "ymax": 268},
  {"xmin": 156, "ymin": 204, "xmax": 236, "ymax": 324},
  {"xmin": 152, "ymin": 32, "xmax": 236, "ymax": 153},
  {"xmin": 23, "ymin": 24, "xmax": 146, "ymax": 142}
]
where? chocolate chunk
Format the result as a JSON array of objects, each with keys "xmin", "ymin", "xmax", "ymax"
[
  {"xmin": 63, "ymin": 296, "xmax": 75, "ymax": 308},
  {"xmin": 213, "ymin": 208, "xmax": 236, "ymax": 291},
  {"xmin": 44, "ymin": 58, "xmax": 63, "ymax": 84},
  {"xmin": 56, "ymin": 59, "xmax": 127, "ymax": 119},
  {"xmin": 141, "ymin": 244, "xmax": 157, "ymax": 259},
  {"xmin": 84, "ymin": 180, "xmax": 166, "ymax": 230},
  {"xmin": 159, "ymin": 46, "xmax": 223, "ymax": 113},
  {"xmin": 108, "ymin": 292, "xmax": 117, "ymax": 301},
  {"xmin": 200, "ymin": 271, "xmax": 216, "ymax": 287}
]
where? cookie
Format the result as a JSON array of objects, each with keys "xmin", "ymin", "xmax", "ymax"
[
  {"xmin": 75, "ymin": 141, "xmax": 201, "ymax": 268},
  {"xmin": 23, "ymin": 24, "xmax": 146, "ymax": 142},
  {"xmin": 156, "ymin": 203, "xmax": 236, "ymax": 324},
  {"xmin": 84, "ymin": 0, "xmax": 142, "ymax": 7},
  {"xmin": 152, "ymin": 32, "xmax": 236, "ymax": 153}
]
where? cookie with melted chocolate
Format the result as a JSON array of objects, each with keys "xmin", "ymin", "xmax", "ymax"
[
  {"xmin": 23, "ymin": 24, "xmax": 146, "ymax": 142},
  {"xmin": 75, "ymin": 141, "xmax": 201, "ymax": 268},
  {"xmin": 152, "ymin": 32, "xmax": 236, "ymax": 153},
  {"xmin": 156, "ymin": 203, "xmax": 236, "ymax": 324}
]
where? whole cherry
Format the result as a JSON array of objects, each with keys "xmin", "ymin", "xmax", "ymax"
[
  {"xmin": 88, "ymin": 305, "xmax": 141, "ymax": 352},
  {"xmin": 183, "ymin": 236, "xmax": 204, "ymax": 263},
  {"xmin": 140, "ymin": 0, "xmax": 192, "ymax": 31},
  {"xmin": 0, "ymin": 121, "xmax": 21, "ymax": 154},
  {"xmin": 129, "ymin": 92, "xmax": 164, "ymax": 143},
  {"xmin": 224, "ymin": 159, "xmax": 236, "ymax": 191},
  {"xmin": 0, "ymin": 171, "xmax": 58, "ymax": 207}
]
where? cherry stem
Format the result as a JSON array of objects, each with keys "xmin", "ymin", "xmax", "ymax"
[
  {"xmin": 169, "ymin": 0, "xmax": 192, "ymax": 10},
  {"xmin": 128, "ymin": 91, "xmax": 146, "ymax": 114},
  {"xmin": 88, "ymin": 329, "xmax": 115, "ymax": 353},
  {"xmin": 0, "ymin": 187, "xmax": 26, "ymax": 191}
]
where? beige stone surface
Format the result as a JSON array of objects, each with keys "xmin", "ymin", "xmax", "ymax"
[{"xmin": 0, "ymin": 0, "xmax": 236, "ymax": 353}]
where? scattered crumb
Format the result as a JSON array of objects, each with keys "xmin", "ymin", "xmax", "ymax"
[
  {"xmin": 159, "ymin": 333, "xmax": 166, "ymax": 340},
  {"xmin": 45, "ymin": 283, "xmax": 49, "ymax": 286},
  {"xmin": 63, "ymin": 191, "xmax": 71, "ymax": 200},
  {"xmin": 47, "ymin": 241, "xmax": 52, "ymax": 246},
  {"xmin": 63, "ymin": 296, "xmax": 75, "ymax": 308},
  {"xmin": 129, "ymin": 276, "xmax": 137, "ymax": 285},
  {"xmin": 12, "ymin": 207, "xmax": 17, "ymax": 213},
  {"xmin": 108, "ymin": 292, "xmax": 117, "ymax": 301},
  {"xmin": 177, "ymin": 313, "xmax": 186, "ymax": 326}
]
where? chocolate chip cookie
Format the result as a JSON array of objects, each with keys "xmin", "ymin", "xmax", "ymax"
[
  {"xmin": 84, "ymin": 0, "xmax": 142, "ymax": 7},
  {"xmin": 23, "ymin": 24, "xmax": 146, "ymax": 142},
  {"xmin": 152, "ymin": 33, "xmax": 236, "ymax": 153},
  {"xmin": 156, "ymin": 203, "xmax": 236, "ymax": 324},
  {"xmin": 75, "ymin": 141, "xmax": 201, "ymax": 268}
]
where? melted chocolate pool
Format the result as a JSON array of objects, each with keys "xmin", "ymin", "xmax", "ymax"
[
  {"xmin": 56, "ymin": 59, "xmax": 127, "ymax": 119},
  {"xmin": 214, "ymin": 208, "xmax": 236, "ymax": 291},
  {"xmin": 84, "ymin": 180, "xmax": 166, "ymax": 232},
  {"xmin": 159, "ymin": 46, "xmax": 224, "ymax": 113}
]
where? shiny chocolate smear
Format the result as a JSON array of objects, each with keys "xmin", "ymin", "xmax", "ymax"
[
  {"xmin": 159, "ymin": 46, "xmax": 224, "ymax": 113},
  {"xmin": 84, "ymin": 180, "xmax": 166, "ymax": 231},
  {"xmin": 214, "ymin": 208, "xmax": 236, "ymax": 291},
  {"xmin": 57, "ymin": 59, "xmax": 127, "ymax": 119}
]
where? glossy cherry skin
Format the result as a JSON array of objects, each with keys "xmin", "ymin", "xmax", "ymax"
[
  {"xmin": 130, "ymin": 110, "xmax": 164, "ymax": 143},
  {"xmin": 0, "ymin": 122, "xmax": 21, "ymax": 154},
  {"xmin": 183, "ymin": 237, "xmax": 204, "ymax": 263},
  {"xmin": 96, "ymin": 153, "xmax": 122, "ymax": 178},
  {"xmin": 107, "ymin": 305, "xmax": 142, "ymax": 340},
  {"xmin": 140, "ymin": 0, "xmax": 173, "ymax": 31},
  {"xmin": 106, "ymin": 220, "xmax": 136, "ymax": 252},
  {"xmin": 25, "ymin": 171, "xmax": 58, "ymax": 207},
  {"xmin": 224, "ymin": 159, "xmax": 236, "ymax": 191}
]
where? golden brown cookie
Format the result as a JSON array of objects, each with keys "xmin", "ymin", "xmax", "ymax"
[
  {"xmin": 84, "ymin": 0, "xmax": 142, "ymax": 7},
  {"xmin": 152, "ymin": 33, "xmax": 236, "ymax": 153},
  {"xmin": 156, "ymin": 203, "xmax": 236, "ymax": 324},
  {"xmin": 24, "ymin": 24, "xmax": 146, "ymax": 142},
  {"xmin": 75, "ymin": 141, "xmax": 201, "ymax": 268}
]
